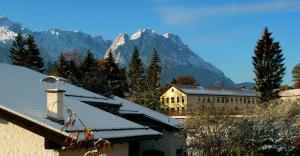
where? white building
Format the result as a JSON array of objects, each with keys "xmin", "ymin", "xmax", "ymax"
[{"xmin": 0, "ymin": 63, "xmax": 181, "ymax": 156}]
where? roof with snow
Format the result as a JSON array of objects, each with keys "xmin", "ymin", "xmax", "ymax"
[
  {"xmin": 114, "ymin": 96, "xmax": 180, "ymax": 129},
  {"xmin": 280, "ymin": 89, "xmax": 300, "ymax": 97},
  {"xmin": 0, "ymin": 63, "xmax": 161, "ymax": 142},
  {"xmin": 172, "ymin": 85, "xmax": 256, "ymax": 97}
]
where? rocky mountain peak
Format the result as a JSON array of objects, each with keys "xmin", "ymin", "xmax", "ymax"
[
  {"xmin": 131, "ymin": 28, "xmax": 156, "ymax": 40},
  {"xmin": 105, "ymin": 29, "xmax": 235, "ymax": 86},
  {"xmin": 115, "ymin": 33, "xmax": 131, "ymax": 46}
]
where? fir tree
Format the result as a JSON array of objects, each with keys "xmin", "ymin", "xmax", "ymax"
[
  {"xmin": 51, "ymin": 54, "xmax": 70, "ymax": 78},
  {"xmin": 68, "ymin": 60, "xmax": 79, "ymax": 84},
  {"xmin": 80, "ymin": 50, "xmax": 96, "ymax": 73},
  {"xmin": 101, "ymin": 50, "xmax": 128, "ymax": 97},
  {"xmin": 81, "ymin": 65, "xmax": 113, "ymax": 97},
  {"xmin": 25, "ymin": 34, "xmax": 44, "ymax": 72},
  {"xmin": 252, "ymin": 27, "xmax": 285, "ymax": 103},
  {"xmin": 143, "ymin": 48, "xmax": 161, "ymax": 110},
  {"xmin": 9, "ymin": 32, "xmax": 26, "ymax": 66},
  {"xmin": 292, "ymin": 64, "xmax": 300, "ymax": 88},
  {"xmin": 128, "ymin": 47, "xmax": 144, "ymax": 92},
  {"xmin": 146, "ymin": 48, "xmax": 161, "ymax": 91}
]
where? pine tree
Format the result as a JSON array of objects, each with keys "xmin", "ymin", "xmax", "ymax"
[
  {"xmin": 9, "ymin": 32, "xmax": 26, "ymax": 66},
  {"xmin": 292, "ymin": 64, "xmax": 300, "ymax": 88},
  {"xmin": 80, "ymin": 50, "xmax": 96, "ymax": 73},
  {"xmin": 81, "ymin": 64, "xmax": 113, "ymax": 97},
  {"xmin": 78, "ymin": 50, "xmax": 98, "ymax": 86},
  {"xmin": 146, "ymin": 48, "xmax": 161, "ymax": 91},
  {"xmin": 128, "ymin": 47, "xmax": 144, "ymax": 92},
  {"xmin": 143, "ymin": 48, "xmax": 161, "ymax": 110},
  {"xmin": 68, "ymin": 60, "xmax": 79, "ymax": 84},
  {"xmin": 51, "ymin": 54, "xmax": 70, "ymax": 78},
  {"xmin": 101, "ymin": 50, "xmax": 128, "ymax": 97},
  {"xmin": 252, "ymin": 27, "xmax": 285, "ymax": 103},
  {"xmin": 25, "ymin": 34, "xmax": 44, "ymax": 72}
]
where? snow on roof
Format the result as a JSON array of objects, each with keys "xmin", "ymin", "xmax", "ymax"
[
  {"xmin": 0, "ymin": 63, "xmax": 161, "ymax": 139},
  {"xmin": 113, "ymin": 96, "xmax": 180, "ymax": 129},
  {"xmin": 174, "ymin": 85, "xmax": 256, "ymax": 97},
  {"xmin": 40, "ymin": 75, "xmax": 67, "ymax": 83},
  {"xmin": 280, "ymin": 89, "xmax": 300, "ymax": 97}
]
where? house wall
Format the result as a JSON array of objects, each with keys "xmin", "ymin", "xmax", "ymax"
[
  {"xmin": 0, "ymin": 117, "xmax": 128, "ymax": 156},
  {"xmin": 160, "ymin": 86, "xmax": 187, "ymax": 111},
  {"xmin": 139, "ymin": 129, "xmax": 185, "ymax": 156}
]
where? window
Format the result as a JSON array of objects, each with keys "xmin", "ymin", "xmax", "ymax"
[
  {"xmin": 203, "ymin": 97, "xmax": 206, "ymax": 103},
  {"xmin": 244, "ymin": 98, "xmax": 246, "ymax": 103},
  {"xmin": 225, "ymin": 97, "xmax": 229, "ymax": 103},
  {"xmin": 222, "ymin": 97, "xmax": 225, "ymax": 103},
  {"xmin": 182, "ymin": 97, "xmax": 185, "ymax": 103},
  {"xmin": 231, "ymin": 97, "xmax": 233, "ymax": 103},
  {"xmin": 247, "ymin": 98, "xmax": 250, "ymax": 104},
  {"xmin": 207, "ymin": 97, "xmax": 210, "ymax": 103},
  {"xmin": 217, "ymin": 97, "xmax": 220, "ymax": 103},
  {"xmin": 177, "ymin": 96, "xmax": 180, "ymax": 103},
  {"xmin": 235, "ymin": 98, "xmax": 238, "ymax": 103},
  {"xmin": 197, "ymin": 96, "xmax": 201, "ymax": 102},
  {"xmin": 171, "ymin": 89, "xmax": 174, "ymax": 92},
  {"xmin": 212, "ymin": 97, "xmax": 215, "ymax": 102},
  {"xmin": 240, "ymin": 98, "xmax": 242, "ymax": 102},
  {"xmin": 166, "ymin": 97, "xmax": 169, "ymax": 103},
  {"xmin": 171, "ymin": 97, "xmax": 175, "ymax": 103},
  {"xmin": 161, "ymin": 98, "xmax": 164, "ymax": 104}
]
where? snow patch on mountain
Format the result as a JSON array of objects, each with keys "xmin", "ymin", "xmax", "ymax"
[{"xmin": 0, "ymin": 27, "xmax": 17, "ymax": 43}]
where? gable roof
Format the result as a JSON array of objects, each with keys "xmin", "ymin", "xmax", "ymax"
[
  {"xmin": 0, "ymin": 63, "xmax": 161, "ymax": 142},
  {"xmin": 114, "ymin": 96, "xmax": 180, "ymax": 129},
  {"xmin": 171, "ymin": 85, "xmax": 256, "ymax": 97}
]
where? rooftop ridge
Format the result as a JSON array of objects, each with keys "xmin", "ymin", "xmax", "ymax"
[{"xmin": 66, "ymin": 127, "xmax": 151, "ymax": 132}]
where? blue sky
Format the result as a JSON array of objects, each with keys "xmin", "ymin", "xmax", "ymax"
[{"xmin": 1, "ymin": 0, "xmax": 300, "ymax": 85}]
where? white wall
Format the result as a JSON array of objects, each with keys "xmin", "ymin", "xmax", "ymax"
[
  {"xmin": 139, "ymin": 129, "xmax": 185, "ymax": 156},
  {"xmin": 0, "ymin": 117, "xmax": 128, "ymax": 156}
]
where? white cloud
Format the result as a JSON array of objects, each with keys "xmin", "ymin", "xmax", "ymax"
[{"xmin": 158, "ymin": 0, "xmax": 300, "ymax": 26}]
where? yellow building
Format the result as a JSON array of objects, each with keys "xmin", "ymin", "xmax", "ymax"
[
  {"xmin": 160, "ymin": 85, "xmax": 257, "ymax": 115},
  {"xmin": 280, "ymin": 89, "xmax": 300, "ymax": 100}
]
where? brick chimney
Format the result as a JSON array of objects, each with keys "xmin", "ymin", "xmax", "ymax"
[{"xmin": 41, "ymin": 76, "xmax": 67, "ymax": 125}]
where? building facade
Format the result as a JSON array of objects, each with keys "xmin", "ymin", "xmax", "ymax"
[
  {"xmin": 280, "ymin": 89, "xmax": 300, "ymax": 100},
  {"xmin": 160, "ymin": 85, "xmax": 257, "ymax": 115}
]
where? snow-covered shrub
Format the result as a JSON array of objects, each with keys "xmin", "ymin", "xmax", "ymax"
[{"xmin": 183, "ymin": 99, "xmax": 300, "ymax": 156}]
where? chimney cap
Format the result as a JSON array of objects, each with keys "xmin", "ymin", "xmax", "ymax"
[
  {"xmin": 40, "ymin": 76, "xmax": 67, "ymax": 83},
  {"xmin": 40, "ymin": 76, "xmax": 67, "ymax": 90}
]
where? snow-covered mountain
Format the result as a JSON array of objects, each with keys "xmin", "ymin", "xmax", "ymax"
[
  {"xmin": 106, "ymin": 29, "xmax": 235, "ymax": 86},
  {"xmin": 0, "ymin": 16, "xmax": 111, "ymax": 64},
  {"xmin": 0, "ymin": 17, "xmax": 235, "ymax": 86}
]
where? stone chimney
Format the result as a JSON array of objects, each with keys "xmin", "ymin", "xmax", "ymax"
[{"xmin": 41, "ymin": 76, "xmax": 67, "ymax": 125}]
